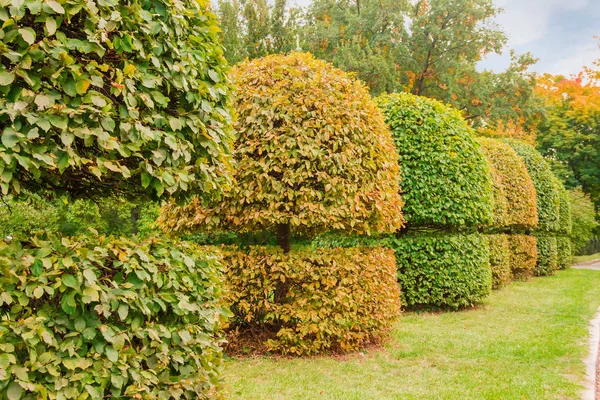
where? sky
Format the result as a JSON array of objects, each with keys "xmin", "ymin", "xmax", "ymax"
[{"xmin": 479, "ymin": 0, "xmax": 600, "ymax": 76}]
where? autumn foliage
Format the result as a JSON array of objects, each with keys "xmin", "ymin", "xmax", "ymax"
[
  {"xmin": 508, "ymin": 235, "xmax": 538, "ymax": 280},
  {"xmin": 223, "ymin": 246, "xmax": 401, "ymax": 355},
  {"xmin": 161, "ymin": 52, "xmax": 404, "ymax": 238}
]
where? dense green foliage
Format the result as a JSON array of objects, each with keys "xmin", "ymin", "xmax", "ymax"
[
  {"xmin": 223, "ymin": 246, "xmax": 400, "ymax": 355},
  {"xmin": 557, "ymin": 237, "xmax": 573, "ymax": 270},
  {"xmin": 0, "ymin": 194, "xmax": 159, "ymax": 238},
  {"xmin": 0, "ymin": 234, "xmax": 227, "ymax": 398},
  {"xmin": 0, "ymin": 0, "xmax": 233, "ymax": 202},
  {"xmin": 487, "ymin": 234, "xmax": 511, "ymax": 289},
  {"xmin": 555, "ymin": 178, "xmax": 573, "ymax": 235},
  {"xmin": 477, "ymin": 137, "xmax": 538, "ymax": 230},
  {"xmin": 507, "ymin": 140, "xmax": 560, "ymax": 232},
  {"xmin": 508, "ymin": 235, "xmax": 538, "ymax": 280},
  {"xmin": 535, "ymin": 235, "xmax": 558, "ymax": 276},
  {"xmin": 376, "ymin": 93, "xmax": 493, "ymax": 228},
  {"xmin": 568, "ymin": 188, "xmax": 598, "ymax": 254},
  {"xmin": 392, "ymin": 233, "xmax": 491, "ymax": 310},
  {"xmin": 161, "ymin": 53, "xmax": 404, "ymax": 241}
]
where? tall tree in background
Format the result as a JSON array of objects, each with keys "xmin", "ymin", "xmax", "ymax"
[{"xmin": 536, "ymin": 51, "xmax": 600, "ymax": 210}]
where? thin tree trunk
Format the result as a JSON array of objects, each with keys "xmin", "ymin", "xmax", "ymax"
[{"xmin": 276, "ymin": 223, "xmax": 291, "ymax": 253}]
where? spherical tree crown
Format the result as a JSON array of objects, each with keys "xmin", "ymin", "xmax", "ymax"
[
  {"xmin": 0, "ymin": 0, "xmax": 233, "ymax": 201},
  {"xmin": 506, "ymin": 140, "xmax": 561, "ymax": 233},
  {"xmin": 161, "ymin": 52, "xmax": 404, "ymax": 236},
  {"xmin": 477, "ymin": 137, "xmax": 538, "ymax": 231},
  {"xmin": 376, "ymin": 92, "xmax": 493, "ymax": 228}
]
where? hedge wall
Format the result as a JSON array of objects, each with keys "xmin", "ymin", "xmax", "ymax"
[
  {"xmin": 0, "ymin": 235, "xmax": 226, "ymax": 399},
  {"xmin": 487, "ymin": 234, "xmax": 511, "ymax": 289},
  {"xmin": 535, "ymin": 235, "xmax": 558, "ymax": 276},
  {"xmin": 391, "ymin": 233, "xmax": 491, "ymax": 309},
  {"xmin": 555, "ymin": 177, "xmax": 573, "ymax": 236},
  {"xmin": 477, "ymin": 138, "xmax": 538, "ymax": 231},
  {"xmin": 507, "ymin": 140, "xmax": 560, "ymax": 233},
  {"xmin": 222, "ymin": 246, "xmax": 400, "ymax": 355},
  {"xmin": 557, "ymin": 237, "xmax": 573, "ymax": 270},
  {"xmin": 509, "ymin": 235, "xmax": 538, "ymax": 280},
  {"xmin": 376, "ymin": 93, "xmax": 493, "ymax": 228}
]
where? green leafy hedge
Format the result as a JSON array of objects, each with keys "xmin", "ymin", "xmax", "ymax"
[
  {"xmin": 477, "ymin": 138, "xmax": 538, "ymax": 231},
  {"xmin": 391, "ymin": 233, "xmax": 491, "ymax": 309},
  {"xmin": 508, "ymin": 234, "xmax": 538, "ymax": 280},
  {"xmin": 487, "ymin": 234, "xmax": 511, "ymax": 289},
  {"xmin": 376, "ymin": 93, "xmax": 493, "ymax": 228},
  {"xmin": 506, "ymin": 140, "xmax": 560, "ymax": 233},
  {"xmin": 555, "ymin": 178, "xmax": 573, "ymax": 236},
  {"xmin": 535, "ymin": 235, "xmax": 558, "ymax": 276},
  {"xmin": 0, "ymin": 234, "xmax": 226, "ymax": 399},
  {"xmin": 557, "ymin": 236, "xmax": 573, "ymax": 270},
  {"xmin": 222, "ymin": 246, "xmax": 400, "ymax": 355},
  {"xmin": 0, "ymin": 0, "xmax": 233, "ymax": 201}
]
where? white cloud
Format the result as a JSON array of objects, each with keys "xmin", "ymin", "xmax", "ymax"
[
  {"xmin": 543, "ymin": 40, "xmax": 599, "ymax": 76},
  {"xmin": 495, "ymin": 0, "xmax": 590, "ymax": 46}
]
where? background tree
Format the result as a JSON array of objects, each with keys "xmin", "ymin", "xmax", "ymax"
[
  {"xmin": 568, "ymin": 188, "xmax": 599, "ymax": 254},
  {"xmin": 536, "ymin": 56, "xmax": 600, "ymax": 210}
]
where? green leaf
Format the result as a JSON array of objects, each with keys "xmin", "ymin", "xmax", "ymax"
[
  {"xmin": 118, "ymin": 304, "xmax": 129, "ymax": 321},
  {"xmin": 7, "ymin": 382, "xmax": 23, "ymax": 400},
  {"xmin": 19, "ymin": 28, "xmax": 35, "ymax": 45},
  {"xmin": 62, "ymin": 274, "xmax": 78, "ymax": 289},
  {"xmin": 46, "ymin": 1, "xmax": 65, "ymax": 14},
  {"xmin": 208, "ymin": 69, "xmax": 220, "ymax": 83},
  {"xmin": 141, "ymin": 172, "xmax": 152, "ymax": 188},
  {"xmin": 2, "ymin": 129, "xmax": 20, "ymax": 148},
  {"xmin": 46, "ymin": 17, "xmax": 57, "ymax": 35},
  {"xmin": 0, "ymin": 71, "xmax": 15, "ymax": 86},
  {"xmin": 105, "ymin": 346, "xmax": 118, "ymax": 362},
  {"xmin": 31, "ymin": 259, "xmax": 43, "ymax": 276},
  {"xmin": 60, "ymin": 290, "xmax": 77, "ymax": 315}
]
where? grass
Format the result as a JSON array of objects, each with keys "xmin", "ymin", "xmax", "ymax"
[
  {"xmin": 223, "ymin": 269, "xmax": 600, "ymax": 400},
  {"xmin": 574, "ymin": 252, "xmax": 600, "ymax": 264}
]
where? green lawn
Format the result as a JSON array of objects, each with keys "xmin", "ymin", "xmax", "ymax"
[
  {"xmin": 223, "ymin": 269, "xmax": 600, "ymax": 399},
  {"xmin": 574, "ymin": 252, "xmax": 600, "ymax": 264}
]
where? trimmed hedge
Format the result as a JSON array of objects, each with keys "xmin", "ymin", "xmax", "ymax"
[
  {"xmin": 376, "ymin": 93, "xmax": 493, "ymax": 228},
  {"xmin": 535, "ymin": 235, "xmax": 558, "ymax": 276},
  {"xmin": 391, "ymin": 233, "xmax": 491, "ymax": 310},
  {"xmin": 161, "ymin": 52, "xmax": 404, "ymax": 236},
  {"xmin": 487, "ymin": 234, "xmax": 511, "ymax": 289},
  {"xmin": 555, "ymin": 177, "xmax": 573, "ymax": 236},
  {"xmin": 507, "ymin": 140, "xmax": 560, "ymax": 233},
  {"xmin": 0, "ymin": 0, "xmax": 233, "ymax": 202},
  {"xmin": 557, "ymin": 236, "xmax": 573, "ymax": 270},
  {"xmin": 222, "ymin": 246, "xmax": 400, "ymax": 355},
  {"xmin": 509, "ymin": 234, "xmax": 538, "ymax": 280},
  {"xmin": 0, "ymin": 235, "xmax": 226, "ymax": 399},
  {"xmin": 477, "ymin": 138, "xmax": 538, "ymax": 230}
]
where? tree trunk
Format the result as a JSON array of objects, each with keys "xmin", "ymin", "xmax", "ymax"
[
  {"xmin": 276, "ymin": 223, "xmax": 291, "ymax": 253},
  {"xmin": 130, "ymin": 205, "xmax": 141, "ymax": 235}
]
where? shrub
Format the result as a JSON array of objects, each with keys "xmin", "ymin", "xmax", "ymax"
[
  {"xmin": 535, "ymin": 235, "xmax": 558, "ymax": 276},
  {"xmin": 487, "ymin": 234, "xmax": 511, "ymax": 289},
  {"xmin": 161, "ymin": 52, "xmax": 403, "ymax": 248},
  {"xmin": 391, "ymin": 233, "xmax": 491, "ymax": 310},
  {"xmin": 555, "ymin": 177, "xmax": 572, "ymax": 236},
  {"xmin": 222, "ymin": 246, "xmax": 401, "ymax": 355},
  {"xmin": 568, "ymin": 188, "xmax": 598, "ymax": 254},
  {"xmin": 557, "ymin": 237, "xmax": 573, "ymax": 270},
  {"xmin": 477, "ymin": 138, "xmax": 538, "ymax": 231},
  {"xmin": 0, "ymin": 0, "xmax": 233, "ymax": 201},
  {"xmin": 375, "ymin": 93, "xmax": 493, "ymax": 228},
  {"xmin": 0, "ymin": 234, "xmax": 227, "ymax": 399},
  {"xmin": 506, "ymin": 140, "xmax": 560, "ymax": 232},
  {"xmin": 508, "ymin": 234, "xmax": 538, "ymax": 280}
]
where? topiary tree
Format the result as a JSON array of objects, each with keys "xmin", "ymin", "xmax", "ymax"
[
  {"xmin": 506, "ymin": 140, "xmax": 560, "ymax": 233},
  {"xmin": 486, "ymin": 234, "xmax": 511, "ymax": 289},
  {"xmin": 161, "ymin": 52, "xmax": 404, "ymax": 251},
  {"xmin": 555, "ymin": 176, "xmax": 572, "ymax": 236},
  {"xmin": 509, "ymin": 234, "xmax": 538, "ymax": 280},
  {"xmin": 534, "ymin": 235, "xmax": 558, "ymax": 276},
  {"xmin": 0, "ymin": 0, "xmax": 233, "ymax": 202},
  {"xmin": 477, "ymin": 137, "xmax": 538, "ymax": 231},
  {"xmin": 375, "ymin": 93, "xmax": 493, "ymax": 229}
]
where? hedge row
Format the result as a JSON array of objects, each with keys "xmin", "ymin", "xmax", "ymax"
[
  {"xmin": 477, "ymin": 138, "xmax": 538, "ymax": 231},
  {"xmin": 0, "ymin": 235, "xmax": 226, "ymax": 399},
  {"xmin": 487, "ymin": 234, "xmax": 512, "ymax": 289},
  {"xmin": 376, "ymin": 93, "xmax": 493, "ymax": 229},
  {"xmin": 390, "ymin": 233, "xmax": 491, "ymax": 310},
  {"xmin": 535, "ymin": 235, "xmax": 559, "ymax": 276},
  {"xmin": 509, "ymin": 235, "xmax": 539, "ymax": 280},
  {"xmin": 557, "ymin": 237, "xmax": 573, "ymax": 270},
  {"xmin": 222, "ymin": 246, "xmax": 401, "ymax": 355}
]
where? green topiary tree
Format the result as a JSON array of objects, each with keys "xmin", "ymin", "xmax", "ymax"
[
  {"xmin": 0, "ymin": 0, "xmax": 233, "ymax": 202},
  {"xmin": 534, "ymin": 235, "xmax": 558, "ymax": 276},
  {"xmin": 506, "ymin": 140, "xmax": 560, "ymax": 233},
  {"xmin": 487, "ymin": 234, "xmax": 511, "ymax": 289},
  {"xmin": 375, "ymin": 93, "xmax": 493, "ymax": 229},
  {"xmin": 477, "ymin": 137, "xmax": 538, "ymax": 231},
  {"xmin": 161, "ymin": 52, "xmax": 404, "ymax": 251}
]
